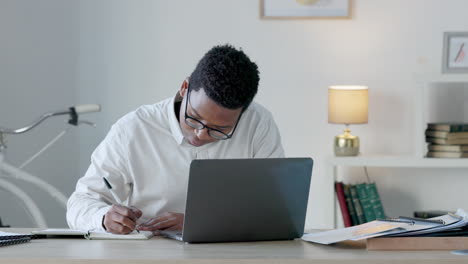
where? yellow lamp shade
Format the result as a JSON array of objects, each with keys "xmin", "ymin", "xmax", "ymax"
[{"xmin": 328, "ymin": 85, "xmax": 368, "ymax": 124}]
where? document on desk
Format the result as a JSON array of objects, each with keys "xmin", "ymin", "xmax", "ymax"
[
  {"xmin": 303, "ymin": 209, "xmax": 468, "ymax": 245},
  {"xmin": 386, "ymin": 212, "xmax": 466, "ymax": 237},
  {"xmin": 85, "ymin": 230, "xmax": 153, "ymax": 240},
  {"xmin": 32, "ymin": 228, "xmax": 154, "ymax": 240},
  {"xmin": 301, "ymin": 221, "xmax": 407, "ymax": 245},
  {"xmin": 351, "ymin": 219, "xmax": 443, "ymax": 240}
]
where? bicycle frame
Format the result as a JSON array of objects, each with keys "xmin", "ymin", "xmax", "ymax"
[{"xmin": 0, "ymin": 104, "xmax": 100, "ymax": 227}]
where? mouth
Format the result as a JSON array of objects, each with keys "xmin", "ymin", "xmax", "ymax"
[{"xmin": 189, "ymin": 138, "xmax": 205, "ymax": 147}]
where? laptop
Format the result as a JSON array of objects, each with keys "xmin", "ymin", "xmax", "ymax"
[{"xmin": 161, "ymin": 157, "xmax": 313, "ymax": 243}]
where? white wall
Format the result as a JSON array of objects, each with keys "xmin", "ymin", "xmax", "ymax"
[
  {"xmin": 0, "ymin": 0, "xmax": 79, "ymax": 227},
  {"xmin": 1, "ymin": 0, "xmax": 468, "ymax": 229},
  {"xmin": 76, "ymin": 0, "xmax": 468, "ymax": 229}
]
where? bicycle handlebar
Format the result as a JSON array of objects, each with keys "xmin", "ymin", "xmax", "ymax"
[
  {"xmin": 0, "ymin": 104, "xmax": 101, "ymax": 135},
  {"xmin": 74, "ymin": 104, "xmax": 101, "ymax": 114}
]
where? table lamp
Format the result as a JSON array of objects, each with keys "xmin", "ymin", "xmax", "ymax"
[{"xmin": 328, "ymin": 85, "xmax": 368, "ymax": 156}]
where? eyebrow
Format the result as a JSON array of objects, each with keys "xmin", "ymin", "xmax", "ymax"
[{"xmin": 190, "ymin": 105, "xmax": 233, "ymax": 129}]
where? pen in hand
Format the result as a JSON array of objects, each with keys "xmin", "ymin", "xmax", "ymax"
[{"xmin": 102, "ymin": 177, "xmax": 140, "ymax": 233}]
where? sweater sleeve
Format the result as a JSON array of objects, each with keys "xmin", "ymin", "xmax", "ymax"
[{"xmin": 66, "ymin": 122, "xmax": 130, "ymax": 231}]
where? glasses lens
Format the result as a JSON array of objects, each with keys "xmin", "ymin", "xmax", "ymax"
[
  {"xmin": 185, "ymin": 118, "xmax": 204, "ymax": 130},
  {"xmin": 185, "ymin": 117, "xmax": 230, "ymax": 140},
  {"xmin": 209, "ymin": 130, "xmax": 229, "ymax": 140}
]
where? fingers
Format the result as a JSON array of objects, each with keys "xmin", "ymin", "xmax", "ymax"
[
  {"xmin": 103, "ymin": 205, "xmax": 142, "ymax": 234},
  {"xmin": 137, "ymin": 217, "xmax": 178, "ymax": 231},
  {"xmin": 139, "ymin": 212, "xmax": 173, "ymax": 226},
  {"xmin": 112, "ymin": 204, "xmax": 138, "ymax": 221},
  {"xmin": 104, "ymin": 217, "xmax": 133, "ymax": 234},
  {"xmin": 164, "ymin": 224, "xmax": 183, "ymax": 231},
  {"xmin": 130, "ymin": 206, "xmax": 143, "ymax": 219},
  {"xmin": 137, "ymin": 212, "xmax": 184, "ymax": 233}
]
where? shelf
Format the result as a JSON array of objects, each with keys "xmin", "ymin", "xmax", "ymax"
[
  {"xmin": 414, "ymin": 81, "xmax": 468, "ymax": 157},
  {"xmin": 328, "ymin": 80, "xmax": 468, "ymax": 229},
  {"xmin": 327, "ymin": 155, "xmax": 468, "ymax": 168}
]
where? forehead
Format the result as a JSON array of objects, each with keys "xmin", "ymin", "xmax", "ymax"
[{"xmin": 189, "ymin": 88, "xmax": 241, "ymax": 124}]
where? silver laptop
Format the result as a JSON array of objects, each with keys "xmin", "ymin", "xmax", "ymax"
[{"xmin": 161, "ymin": 158, "xmax": 313, "ymax": 243}]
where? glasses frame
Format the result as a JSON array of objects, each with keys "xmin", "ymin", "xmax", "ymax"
[{"xmin": 184, "ymin": 87, "xmax": 243, "ymax": 140}]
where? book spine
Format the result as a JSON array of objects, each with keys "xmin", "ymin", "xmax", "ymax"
[
  {"xmin": 425, "ymin": 130, "xmax": 448, "ymax": 138},
  {"xmin": 447, "ymin": 132, "xmax": 468, "ymax": 140},
  {"xmin": 426, "ymin": 137, "xmax": 468, "ymax": 145},
  {"xmin": 343, "ymin": 184, "xmax": 358, "ymax": 226},
  {"xmin": 356, "ymin": 183, "xmax": 376, "ymax": 222},
  {"xmin": 449, "ymin": 124, "xmax": 468, "ymax": 132},
  {"xmin": 428, "ymin": 124, "xmax": 468, "ymax": 132},
  {"xmin": 366, "ymin": 183, "xmax": 386, "ymax": 219},
  {"xmin": 428, "ymin": 144, "xmax": 463, "ymax": 152},
  {"xmin": 335, "ymin": 182, "xmax": 352, "ymax": 227},
  {"xmin": 349, "ymin": 185, "xmax": 366, "ymax": 224},
  {"xmin": 426, "ymin": 151, "xmax": 465, "ymax": 158}
]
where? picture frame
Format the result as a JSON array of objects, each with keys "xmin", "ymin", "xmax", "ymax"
[
  {"xmin": 442, "ymin": 32, "xmax": 468, "ymax": 74},
  {"xmin": 260, "ymin": 0, "xmax": 350, "ymax": 19}
]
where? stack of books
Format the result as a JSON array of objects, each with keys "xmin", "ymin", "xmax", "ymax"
[
  {"xmin": 335, "ymin": 181, "xmax": 385, "ymax": 227},
  {"xmin": 425, "ymin": 123, "xmax": 468, "ymax": 158}
]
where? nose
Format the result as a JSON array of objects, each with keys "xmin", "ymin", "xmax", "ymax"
[{"xmin": 194, "ymin": 128, "xmax": 212, "ymax": 141}]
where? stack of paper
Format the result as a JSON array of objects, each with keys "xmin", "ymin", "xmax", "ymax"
[{"xmin": 302, "ymin": 209, "xmax": 468, "ymax": 245}]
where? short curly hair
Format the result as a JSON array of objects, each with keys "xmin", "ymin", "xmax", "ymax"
[{"xmin": 189, "ymin": 44, "xmax": 259, "ymax": 110}]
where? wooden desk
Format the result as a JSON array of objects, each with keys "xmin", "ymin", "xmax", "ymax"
[{"xmin": 1, "ymin": 228, "xmax": 467, "ymax": 264}]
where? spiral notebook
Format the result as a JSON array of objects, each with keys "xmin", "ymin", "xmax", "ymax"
[
  {"xmin": 0, "ymin": 237, "xmax": 31, "ymax": 247},
  {"xmin": 0, "ymin": 231, "xmax": 31, "ymax": 239},
  {"xmin": 31, "ymin": 228, "xmax": 154, "ymax": 240},
  {"xmin": 0, "ymin": 232, "xmax": 32, "ymax": 247}
]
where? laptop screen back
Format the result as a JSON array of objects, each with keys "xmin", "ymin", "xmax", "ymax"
[{"xmin": 182, "ymin": 158, "xmax": 313, "ymax": 243}]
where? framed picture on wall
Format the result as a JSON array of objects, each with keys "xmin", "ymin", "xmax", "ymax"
[
  {"xmin": 442, "ymin": 32, "xmax": 468, "ymax": 73},
  {"xmin": 260, "ymin": 0, "xmax": 350, "ymax": 19}
]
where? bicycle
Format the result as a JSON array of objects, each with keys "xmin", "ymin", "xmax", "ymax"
[{"xmin": 0, "ymin": 104, "xmax": 100, "ymax": 228}]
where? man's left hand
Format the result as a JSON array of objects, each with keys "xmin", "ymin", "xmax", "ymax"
[{"xmin": 137, "ymin": 212, "xmax": 184, "ymax": 235}]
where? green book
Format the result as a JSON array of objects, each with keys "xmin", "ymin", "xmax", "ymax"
[
  {"xmin": 356, "ymin": 183, "xmax": 376, "ymax": 222},
  {"xmin": 366, "ymin": 183, "xmax": 385, "ymax": 219},
  {"xmin": 343, "ymin": 184, "xmax": 358, "ymax": 226},
  {"xmin": 349, "ymin": 185, "xmax": 365, "ymax": 225}
]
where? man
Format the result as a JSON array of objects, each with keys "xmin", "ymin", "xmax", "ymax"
[{"xmin": 67, "ymin": 44, "xmax": 284, "ymax": 234}]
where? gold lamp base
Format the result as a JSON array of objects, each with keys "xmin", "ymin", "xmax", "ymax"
[{"xmin": 334, "ymin": 128, "xmax": 360, "ymax": 156}]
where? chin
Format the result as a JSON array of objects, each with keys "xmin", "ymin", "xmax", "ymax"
[{"xmin": 188, "ymin": 138, "xmax": 207, "ymax": 147}]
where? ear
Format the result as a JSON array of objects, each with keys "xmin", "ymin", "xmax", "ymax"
[{"xmin": 179, "ymin": 78, "xmax": 189, "ymax": 97}]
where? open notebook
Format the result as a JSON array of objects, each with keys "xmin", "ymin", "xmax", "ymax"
[{"xmin": 31, "ymin": 228, "xmax": 154, "ymax": 240}]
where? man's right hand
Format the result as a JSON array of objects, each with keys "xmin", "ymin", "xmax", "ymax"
[{"xmin": 103, "ymin": 205, "xmax": 143, "ymax": 234}]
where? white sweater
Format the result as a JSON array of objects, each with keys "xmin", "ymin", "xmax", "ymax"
[{"xmin": 67, "ymin": 96, "xmax": 284, "ymax": 231}]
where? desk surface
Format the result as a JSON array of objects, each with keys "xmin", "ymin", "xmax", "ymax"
[{"xmin": 1, "ymin": 228, "xmax": 467, "ymax": 264}]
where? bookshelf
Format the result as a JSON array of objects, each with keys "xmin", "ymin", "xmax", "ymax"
[
  {"xmin": 415, "ymin": 77, "xmax": 468, "ymax": 157},
  {"xmin": 327, "ymin": 155, "xmax": 468, "ymax": 228},
  {"xmin": 328, "ymin": 155, "xmax": 468, "ymax": 168},
  {"xmin": 328, "ymin": 76, "xmax": 468, "ymax": 228}
]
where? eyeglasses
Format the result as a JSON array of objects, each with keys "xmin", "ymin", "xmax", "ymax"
[{"xmin": 184, "ymin": 88, "xmax": 242, "ymax": 140}]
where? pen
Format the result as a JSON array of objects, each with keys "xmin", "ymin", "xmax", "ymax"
[{"xmin": 102, "ymin": 177, "xmax": 139, "ymax": 233}]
